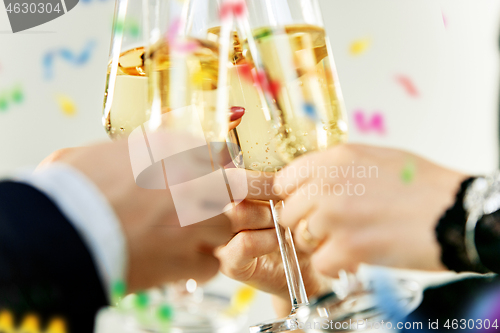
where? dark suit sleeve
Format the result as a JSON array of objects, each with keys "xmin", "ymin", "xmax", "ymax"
[{"xmin": 0, "ymin": 181, "xmax": 108, "ymax": 333}]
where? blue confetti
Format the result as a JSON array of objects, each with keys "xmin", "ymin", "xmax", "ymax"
[
  {"xmin": 371, "ymin": 270, "xmax": 406, "ymax": 323},
  {"xmin": 304, "ymin": 103, "xmax": 317, "ymax": 119},
  {"xmin": 43, "ymin": 40, "xmax": 97, "ymax": 80}
]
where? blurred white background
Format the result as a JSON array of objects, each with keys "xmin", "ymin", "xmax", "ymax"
[{"xmin": 1, "ymin": 0, "xmax": 500, "ymax": 330}]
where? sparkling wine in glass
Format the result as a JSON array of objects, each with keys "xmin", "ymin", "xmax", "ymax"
[
  {"xmin": 224, "ymin": 0, "xmax": 348, "ymax": 331},
  {"xmin": 101, "ymin": 0, "xmax": 243, "ymax": 331}
]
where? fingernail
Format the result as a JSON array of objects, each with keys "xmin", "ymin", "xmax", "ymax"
[{"xmin": 230, "ymin": 106, "xmax": 245, "ymax": 121}]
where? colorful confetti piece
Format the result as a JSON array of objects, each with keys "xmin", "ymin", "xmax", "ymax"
[
  {"xmin": 111, "ymin": 280, "xmax": 126, "ymax": 306},
  {"xmin": 113, "ymin": 17, "xmax": 140, "ymax": 38},
  {"xmin": 11, "ymin": 85, "xmax": 24, "ymax": 104},
  {"xmin": 442, "ymin": 11, "xmax": 448, "ymax": 28},
  {"xmin": 20, "ymin": 313, "xmax": 40, "ymax": 333},
  {"xmin": 236, "ymin": 61, "xmax": 253, "ymax": 81},
  {"xmin": 0, "ymin": 310, "xmax": 14, "ymax": 331},
  {"xmin": 157, "ymin": 304, "xmax": 173, "ymax": 322},
  {"xmin": 304, "ymin": 103, "xmax": 317, "ymax": 119},
  {"xmin": 0, "ymin": 95, "xmax": 8, "ymax": 111},
  {"xmin": 395, "ymin": 75, "xmax": 419, "ymax": 97},
  {"xmin": 127, "ymin": 21, "xmax": 140, "ymax": 38},
  {"xmin": 46, "ymin": 317, "xmax": 67, "ymax": 333},
  {"xmin": 236, "ymin": 62, "xmax": 280, "ymax": 99},
  {"xmin": 371, "ymin": 270, "xmax": 407, "ymax": 323},
  {"xmin": 401, "ymin": 160, "xmax": 416, "ymax": 184},
  {"xmin": 0, "ymin": 84, "xmax": 25, "ymax": 112},
  {"xmin": 43, "ymin": 40, "xmax": 97, "ymax": 80},
  {"xmin": 135, "ymin": 292, "xmax": 149, "ymax": 309},
  {"xmin": 55, "ymin": 94, "xmax": 77, "ymax": 116},
  {"xmin": 191, "ymin": 71, "xmax": 206, "ymax": 85},
  {"xmin": 254, "ymin": 70, "xmax": 280, "ymax": 99},
  {"xmin": 166, "ymin": 18, "xmax": 198, "ymax": 54},
  {"xmin": 225, "ymin": 285, "xmax": 257, "ymax": 316},
  {"xmin": 219, "ymin": 0, "xmax": 246, "ymax": 19},
  {"xmin": 349, "ymin": 38, "xmax": 371, "ymax": 56},
  {"xmin": 353, "ymin": 110, "xmax": 386, "ymax": 134}
]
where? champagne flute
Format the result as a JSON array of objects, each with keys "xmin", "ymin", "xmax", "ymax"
[
  {"xmin": 102, "ymin": 0, "xmax": 247, "ymax": 331},
  {"xmin": 224, "ymin": 0, "xmax": 349, "ymax": 331},
  {"xmin": 102, "ymin": 0, "xmax": 148, "ymax": 139}
]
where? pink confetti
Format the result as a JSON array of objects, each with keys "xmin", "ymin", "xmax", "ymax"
[
  {"xmin": 220, "ymin": 0, "xmax": 246, "ymax": 19},
  {"xmin": 269, "ymin": 80, "xmax": 281, "ymax": 98},
  {"xmin": 353, "ymin": 110, "xmax": 386, "ymax": 135},
  {"xmin": 255, "ymin": 71, "xmax": 265, "ymax": 86},
  {"xmin": 255, "ymin": 70, "xmax": 281, "ymax": 99},
  {"xmin": 442, "ymin": 12, "xmax": 448, "ymax": 28},
  {"xmin": 395, "ymin": 75, "xmax": 419, "ymax": 97},
  {"xmin": 166, "ymin": 18, "xmax": 198, "ymax": 53},
  {"xmin": 237, "ymin": 61, "xmax": 253, "ymax": 81},
  {"xmin": 237, "ymin": 63, "xmax": 280, "ymax": 98}
]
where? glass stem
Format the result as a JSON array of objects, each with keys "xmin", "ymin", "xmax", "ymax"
[{"xmin": 269, "ymin": 200, "xmax": 309, "ymax": 313}]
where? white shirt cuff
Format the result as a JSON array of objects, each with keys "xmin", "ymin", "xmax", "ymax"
[{"xmin": 14, "ymin": 163, "xmax": 127, "ymax": 300}]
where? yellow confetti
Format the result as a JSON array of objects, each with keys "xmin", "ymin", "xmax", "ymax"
[
  {"xmin": 55, "ymin": 94, "xmax": 77, "ymax": 116},
  {"xmin": 20, "ymin": 313, "xmax": 40, "ymax": 333},
  {"xmin": 191, "ymin": 71, "xmax": 209, "ymax": 86},
  {"xmin": 46, "ymin": 317, "xmax": 67, "ymax": 333},
  {"xmin": 0, "ymin": 310, "xmax": 14, "ymax": 332},
  {"xmin": 225, "ymin": 286, "xmax": 256, "ymax": 316},
  {"xmin": 349, "ymin": 38, "xmax": 371, "ymax": 56}
]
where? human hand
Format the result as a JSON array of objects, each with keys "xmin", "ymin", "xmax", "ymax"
[
  {"xmin": 40, "ymin": 132, "xmax": 237, "ymax": 292},
  {"xmin": 215, "ymin": 199, "xmax": 331, "ymax": 317},
  {"xmin": 273, "ymin": 144, "xmax": 468, "ymax": 276}
]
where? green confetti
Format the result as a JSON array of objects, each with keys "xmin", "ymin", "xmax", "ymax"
[
  {"xmin": 401, "ymin": 160, "xmax": 416, "ymax": 184},
  {"xmin": 253, "ymin": 28, "xmax": 273, "ymax": 41},
  {"xmin": 157, "ymin": 304, "xmax": 173, "ymax": 322},
  {"xmin": 127, "ymin": 22, "xmax": 140, "ymax": 38},
  {"xmin": 135, "ymin": 292, "xmax": 149, "ymax": 309},
  {"xmin": 111, "ymin": 280, "xmax": 126, "ymax": 305},
  {"xmin": 0, "ymin": 96, "xmax": 8, "ymax": 111},
  {"xmin": 114, "ymin": 19, "xmax": 125, "ymax": 35},
  {"xmin": 11, "ymin": 86, "xmax": 24, "ymax": 104}
]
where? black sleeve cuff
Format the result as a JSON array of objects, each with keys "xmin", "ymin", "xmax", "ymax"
[
  {"xmin": 0, "ymin": 181, "xmax": 108, "ymax": 333},
  {"xmin": 435, "ymin": 177, "xmax": 491, "ymax": 273}
]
